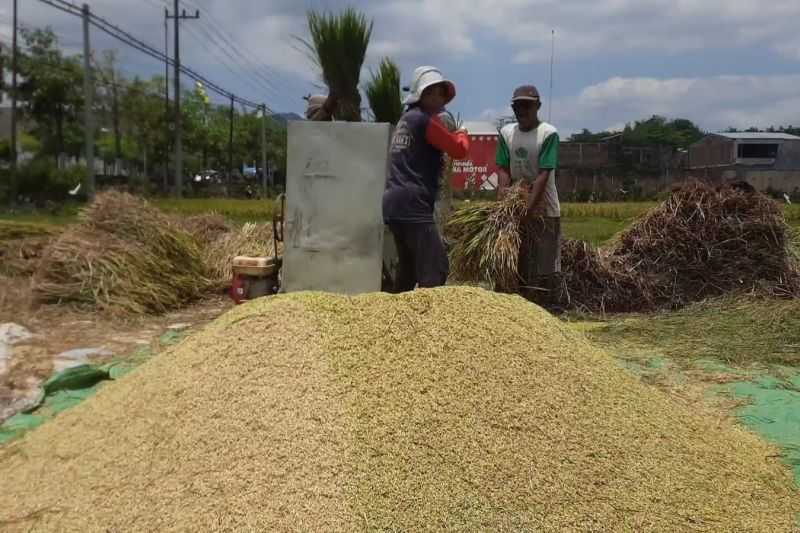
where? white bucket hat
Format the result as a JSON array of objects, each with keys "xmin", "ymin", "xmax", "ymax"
[{"xmin": 402, "ymin": 66, "xmax": 456, "ymax": 106}]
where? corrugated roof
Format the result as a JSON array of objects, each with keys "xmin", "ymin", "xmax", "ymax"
[
  {"xmin": 462, "ymin": 121, "xmax": 499, "ymax": 136},
  {"xmin": 715, "ymin": 132, "xmax": 800, "ymax": 141}
]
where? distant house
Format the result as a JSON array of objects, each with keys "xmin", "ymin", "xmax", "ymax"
[{"xmin": 688, "ymin": 132, "xmax": 800, "ymax": 193}]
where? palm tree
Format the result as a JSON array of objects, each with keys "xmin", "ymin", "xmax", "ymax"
[
  {"xmin": 303, "ymin": 9, "xmax": 372, "ymax": 122},
  {"xmin": 365, "ymin": 58, "xmax": 402, "ymax": 125}
]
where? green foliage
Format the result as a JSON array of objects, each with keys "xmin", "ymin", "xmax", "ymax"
[
  {"xmin": 303, "ymin": 8, "xmax": 373, "ymax": 121},
  {"xmin": 568, "ymin": 128, "xmax": 618, "ymax": 142},
  {"xmin": 365, "ymin": 58, "xmax": 402, "ymax": 125},
  {"xmin": 725, "ymin": 125, "xmax": 800, "ymax": 137},
  {"xmin": 621, "ymin": 116, "xmax": 704, "ymax": 148},
  {"xmin": 15, "ymin": 159, "xmax": 84, "ymax": 204},
  {"xmin": 16, "ymin": 27, "xmax": 84, "ymax": 157},
  {"xmin": 569, "ymin": 115, "xmax": 704, "ymax": 149},
  {"xmin": 21, "ymin": 133, "xmax": 42, "ymax": 155},
  {"xmin": 119, "ymin": 77, "xmax": 170, "ymax": 176}
]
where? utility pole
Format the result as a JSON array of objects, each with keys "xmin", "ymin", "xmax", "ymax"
[
  {"xmin": 260, "ymin": 104, "xmax": 267, "ymax": 196},
  {"xmin": 166, "ymin": 1, "xmax": 199, "ymax": 198},
  {"xmin": 82, "ymin": 4, "xmax": 95, "ymax": 200},
  {"xmin": 163, "ymin": 9, "xmax": 170, "ymax": 194},
  {"xmin": 228, "ymin": 95, "xmax": 234, "ymax": 194},
  {"xmin": 548, "ymin": 29, "xmax": 555, "ymax": 124},
  {"xmin": 104, "ymin": 51, "xmax": 121, "ymax": 176},
  {"xmin": 9, "ymin": 0, "xmax": 18, "ymax": 203}
]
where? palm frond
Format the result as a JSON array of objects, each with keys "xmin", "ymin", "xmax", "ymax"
[{"xmin": 365, "ymin": 57, "xmax": 402, "ymax": 125}]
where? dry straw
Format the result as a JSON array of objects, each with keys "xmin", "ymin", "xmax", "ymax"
[
  {"xmin": 33, "ymin": 191, "xmax": 212, "ymax": 315},
  {"xmin": 177, "ymin": 213, "xmax": 233, "ymax": 247},
  {"xmin": 0, "ymin": 287, "xmax": 797, "ymax": 531},
  {"xmin": 448, "ymin": 181, "xmax": 800, "ymax": 312},
  {"xmin": 202, "ymin": 222, "xmax": 280, "ymax": 287},
  {"xmin": 446, "ymin": 185, "xmax": 527, "ymax": 289}
]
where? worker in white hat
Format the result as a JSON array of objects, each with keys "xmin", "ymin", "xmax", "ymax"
[{"xmin": 383, "ymin": 66, "xmax": 470, "ymax": 292}]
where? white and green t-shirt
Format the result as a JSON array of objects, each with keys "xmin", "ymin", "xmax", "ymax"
[{"xmin": 495, "ymin": 122, "xmax": 560, "ymax": 217}]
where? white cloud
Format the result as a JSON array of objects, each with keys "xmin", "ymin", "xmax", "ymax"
[
  {"xmin": 5, "ymin": 0, "xmax": 800, "ymax": 116},
  {"xmin": 371, "ymin": 0, "xmax": 800, "ymax": 64},
  {"xmin": 551, "ymin": 74, "xmax": 800, "ymax": 136}
]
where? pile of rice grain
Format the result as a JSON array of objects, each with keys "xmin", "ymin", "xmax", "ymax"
[{"xmin": 0, "ymin": 287, "xmax": 797, "ymax": 531}]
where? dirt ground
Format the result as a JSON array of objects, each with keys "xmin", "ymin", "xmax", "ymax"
[{"xmin": 0, "ymin": 292, "xmax": 232, "ymax": 423}]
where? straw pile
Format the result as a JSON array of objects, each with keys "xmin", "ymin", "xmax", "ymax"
[
  {"xmin": 0, "ymin": 287, "xmax": 797, "ymax": 531},
  {"xmin": 177, "ymin": 213, "xmax": 233, "ymax": 247},
  {"xmin": 0, "ymin": 237, "xmax": 50, "ymax": 277},
  {"xmin": 611, "ymin": 181, "xmax": 799, "ymax": 308},
  {"xmin": 202, "ymin": 222, "xmax": 279, "ymax": 287},
  {"xmin": 559, "ymin": 239, "xmax": 644, "ymax": 313},
  {"xmin": 0, "ymin": 221, "xmax": 59, "ymax": 277},
  {"xmin": 450, "ymin": 182, "xmax": 800, "ymax": 312},
  {"xmin": 446, "ymin": 186, "xmax": 527, "ymax": 289},
  {"xmin": 33, "ymin": 191, "xmax": 211, "ymax": 315}
]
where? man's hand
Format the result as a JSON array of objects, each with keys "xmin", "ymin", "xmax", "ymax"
[
  {"xmin": 497, "ymin": 167, "xmax": 511, "ymax": 200},
  {"xmin": 525, "ymin": 169, "xmax": 551, "ymax": 218}
]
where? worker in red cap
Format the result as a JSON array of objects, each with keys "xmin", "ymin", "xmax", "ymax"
[
  {"xmin": 496, "ymin": 84, "xmax": 564, "ymax": 308},
  {"xmin": 383, "ymin": 66, "xmax": 470, "ymax": 292}
]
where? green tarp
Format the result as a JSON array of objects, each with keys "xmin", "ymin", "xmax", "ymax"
[
  {"xmin": 0, "ymin": 330, "xmax": 184, "ymax": 445},
  {"xmin": 717, "ymin": 373, "xmax": 800, "ymax": 483}
]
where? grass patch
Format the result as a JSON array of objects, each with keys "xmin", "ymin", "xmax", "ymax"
[
  {"xmin": 0, "ymin": 198, "xmax": 796, "ymax": 245},
  {"xmin": 561, "ymin": 201, "xmax": 656, "ymax": 220},
  {"xmin": 582, "ymin": 296, "xmax": 800, "ymax": 367},
  {"xmin": 152, "ymin": 198, "xmax": 275, "ymax": 224},
  {"xmin": 0, "ymin": 220, "xmax": 61, "ymax": 241},
  {"xmin": 784, "ymin": 203, "xmax": 800, "ymax": 223},
  {"xmin": 561, "ymin": 218, "xmax": 628, "ymax": 246}
]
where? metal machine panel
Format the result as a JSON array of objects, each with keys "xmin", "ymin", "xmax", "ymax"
[{"xmin": 283, "ymin": 121, "xmax": 391, "ymax": 294}]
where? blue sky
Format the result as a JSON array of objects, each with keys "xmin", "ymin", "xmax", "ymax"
[{"xmin": 4, "ymin": 0, "xmax": 800, "ymax": 137}]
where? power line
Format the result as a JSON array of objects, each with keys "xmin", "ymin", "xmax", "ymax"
[
  {"xmin": 181, "ymin": 21, "xmax": 274, "ymax": 102},
  {"xmin": 34, "ymin": 0, "xmax": 269, "ymax": 112},
  {"xmin": 143, "ymin": 0, "xmax": 292, "ymax": 105},
  {"xmin": 180, "ymin": 0, "xmax": 306, "ymax": 105}
]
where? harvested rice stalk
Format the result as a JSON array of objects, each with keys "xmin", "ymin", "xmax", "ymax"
[
  {"xmin": 33, "ymin": 191, "xmax": 211, "ymax": 316},
  {"xmin": 203, "ymin": 222, "xmax": 280, "ymax": 287},
  {"xmin": 612, "ymin": 181, "xmax": 800, "ymax": 308},
  {"xmin": 446, "ymin": 185, "xmax": 527, "ymax": 288},
  {"xmin": 0, "ymin": 236, "xmax": 51, "ymax": 277},
  {"xmin": 0, "ymin": 287, "xmax": 797, "ymax": 531},
  {"xmin": 560, "ymin": 238, "xmax": 651, "ymax": 314},
  {"xmin": 177, "ymin": 214, "xmax": 232, "ymax": 247}
]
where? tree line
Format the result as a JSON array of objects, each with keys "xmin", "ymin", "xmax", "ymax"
[{"xmin": 1, "ymin": 26, "xmax": 288, "ymax": 200}]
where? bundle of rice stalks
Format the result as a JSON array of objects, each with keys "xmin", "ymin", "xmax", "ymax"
[
  {"xmin": 0, "ymin": 288, "xmax": 797, "ymax": 531},
  {"xmin": 560, "ymin": 238, "xmax": 649, "ymax": 313},
  {"xmin": 446, "ymin": 186, "xmax": 527, "ymax": 288},
  {"xmin": 177, "ymin": 213, "xmax": 232, "ymax": 247},
  {"xmin": 203, "ymin": 222, "xmax": 279, "ymax": 287},
  {"xmin": 612, "ymin": 181, "xmax": 800, "ymax": 308},
  {"xmin": 33, "ymin": 191, "xmax": 211, "ymax": 315}
]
